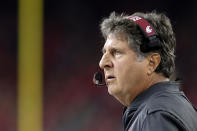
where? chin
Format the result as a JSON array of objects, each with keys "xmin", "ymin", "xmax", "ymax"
[{"xmin": 107, "ymin": 85, "xmax": 120, "ymax": 96}]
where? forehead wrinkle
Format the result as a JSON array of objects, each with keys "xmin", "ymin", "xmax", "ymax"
[{"xmin": 104, "ymin": 36, "xmax": 130, "ymax": 52}]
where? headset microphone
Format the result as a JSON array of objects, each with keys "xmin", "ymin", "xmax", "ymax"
[{"xmin": 93, "ymin": 72, "xmax": 106, "ymax": 86}]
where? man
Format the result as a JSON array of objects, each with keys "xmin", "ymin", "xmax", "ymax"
[{"xmin": 98, "ymin": 11, "xmax": 197, "ymax": 131}]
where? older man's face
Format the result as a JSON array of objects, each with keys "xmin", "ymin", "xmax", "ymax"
[{"xmin": 99, "ymin": 34, "xmax": 148, "ymax": 104}]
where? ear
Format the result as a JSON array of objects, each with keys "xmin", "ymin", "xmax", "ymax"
[{"xmin": 147, "ymin": 53, "xmax": 161, "ymax": 75}]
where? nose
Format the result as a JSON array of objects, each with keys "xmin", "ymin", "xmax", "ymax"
[{"xmin": 99, "ymin": 53, "xmax": 112, "ymax": 70}]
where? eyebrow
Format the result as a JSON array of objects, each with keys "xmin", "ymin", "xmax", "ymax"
[{"xmin": 102, "ymin": 46, "xmax": 123, "ymax": 54}]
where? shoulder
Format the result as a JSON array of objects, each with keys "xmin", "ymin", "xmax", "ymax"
[
  {"xmin": 145, "ymin": 89, "xmax": 185, "ymax": 114},
  {"xmin": 140, "ymin": 110, "xmax": 186, "ymax": 131},
  {"xmin": 140, "ymin": 91, "xmax": 197, "ymax": 131}
]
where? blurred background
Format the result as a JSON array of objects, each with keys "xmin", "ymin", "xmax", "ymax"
[{"xmin": 0, "ymin": 0, "xmax": 197, "ymax": 130}]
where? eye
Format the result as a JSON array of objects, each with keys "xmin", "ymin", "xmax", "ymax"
[
  {"xmin": 115, "ymin": 50, "xmax": 121, "ymax": 55},
  {"xmin": 111, "ymin": 49, "xmax": 122, "ymax": 56}
]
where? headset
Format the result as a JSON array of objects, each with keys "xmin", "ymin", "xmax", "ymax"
[
  {"xmin": 93, "ymin": 72, "xmax": 106, "ymax": 86},
  {"xmin": 93, "ymin": 16, "xmax": 162, "ymax": 86},
  {"xmin": 127, "ymin": 15, "xmax": 162, "ymax": 53}
]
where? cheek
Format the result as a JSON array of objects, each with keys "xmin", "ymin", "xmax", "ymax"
[{"xmin": 116, "ymin": 61, "xmax": 146, "ymax": 87}]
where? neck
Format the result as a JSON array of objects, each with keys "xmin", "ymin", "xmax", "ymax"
[
  {"xmin": 148, "ymin": 73, "xmax": 169, "ymax": 89},
  {"xmin": 124, "ymin": 73, "xmax": 169, "ymax": 107}
]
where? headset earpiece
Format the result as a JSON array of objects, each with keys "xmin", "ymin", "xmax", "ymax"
[{"xmin": 127, "ymin": 16, "xmax": 162, "ymax": 53}]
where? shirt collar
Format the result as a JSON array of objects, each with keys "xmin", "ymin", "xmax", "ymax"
[
  {"xmin": 122, "ymin": 81, "xmax": 180, "ymax": 130},
  {"xmin": 125, "ymin": 81, "xmax": 180, "ymax": 112}
]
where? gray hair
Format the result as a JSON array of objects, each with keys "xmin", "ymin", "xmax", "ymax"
[{"xmin": 100, "ymin": 11, "xmax": 176, "ymax": 78}]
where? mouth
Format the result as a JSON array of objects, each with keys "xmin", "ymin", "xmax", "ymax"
[{"xmin": 105, "ymin": 75, "xmax": 116, "ymax": 82}]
